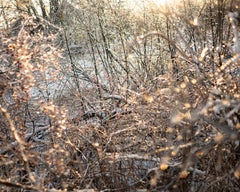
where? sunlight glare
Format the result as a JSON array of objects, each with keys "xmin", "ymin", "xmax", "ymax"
[
  {"xmin": 152, "ymin": 0, "xmax": 179, "ymax": 7},
  {"xmin": 152, "ymin": 0, "xmax": 168, "ymax": 7},
  {"xmin": 125, "ymin": 0, "xmax": 175, "ymax": 11}
]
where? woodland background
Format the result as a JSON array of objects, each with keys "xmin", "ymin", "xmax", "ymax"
[{"xmin": 0, "ymin": 0, "xmax": 239, "ymax": 191}]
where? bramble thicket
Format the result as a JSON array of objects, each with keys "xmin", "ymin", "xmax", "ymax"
[{"xmin": 0, "ymin": 0, "xmax": 239, "ymax": 191}]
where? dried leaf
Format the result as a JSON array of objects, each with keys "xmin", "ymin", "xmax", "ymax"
[
  {"xmin": 142, "ymin": 93, "xmax": 154, "ymax": 103},
  {"xmin": 179, "ymin": 170, "xmax": 190, "ymax": 179},
  {"xmin": 160, "ymin": 163, "xmax": 168, "ymax": 171}
]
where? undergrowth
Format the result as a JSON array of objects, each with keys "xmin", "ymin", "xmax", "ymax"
[{"xmin": 0, "ymin": 2, "xmax": 240, "ymax": 192}]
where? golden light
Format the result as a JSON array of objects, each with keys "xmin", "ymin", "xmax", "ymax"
[
  {"xmin": 151, "ymin": 0, "xmax": 177, "ymax": 7},
  {"xmin": 151, "ymin": 0, "xmax": 168, "ymax": 6},
  {"xmin": 124, "ymin": 0, "xmax": 177, "ymax": 12}
]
